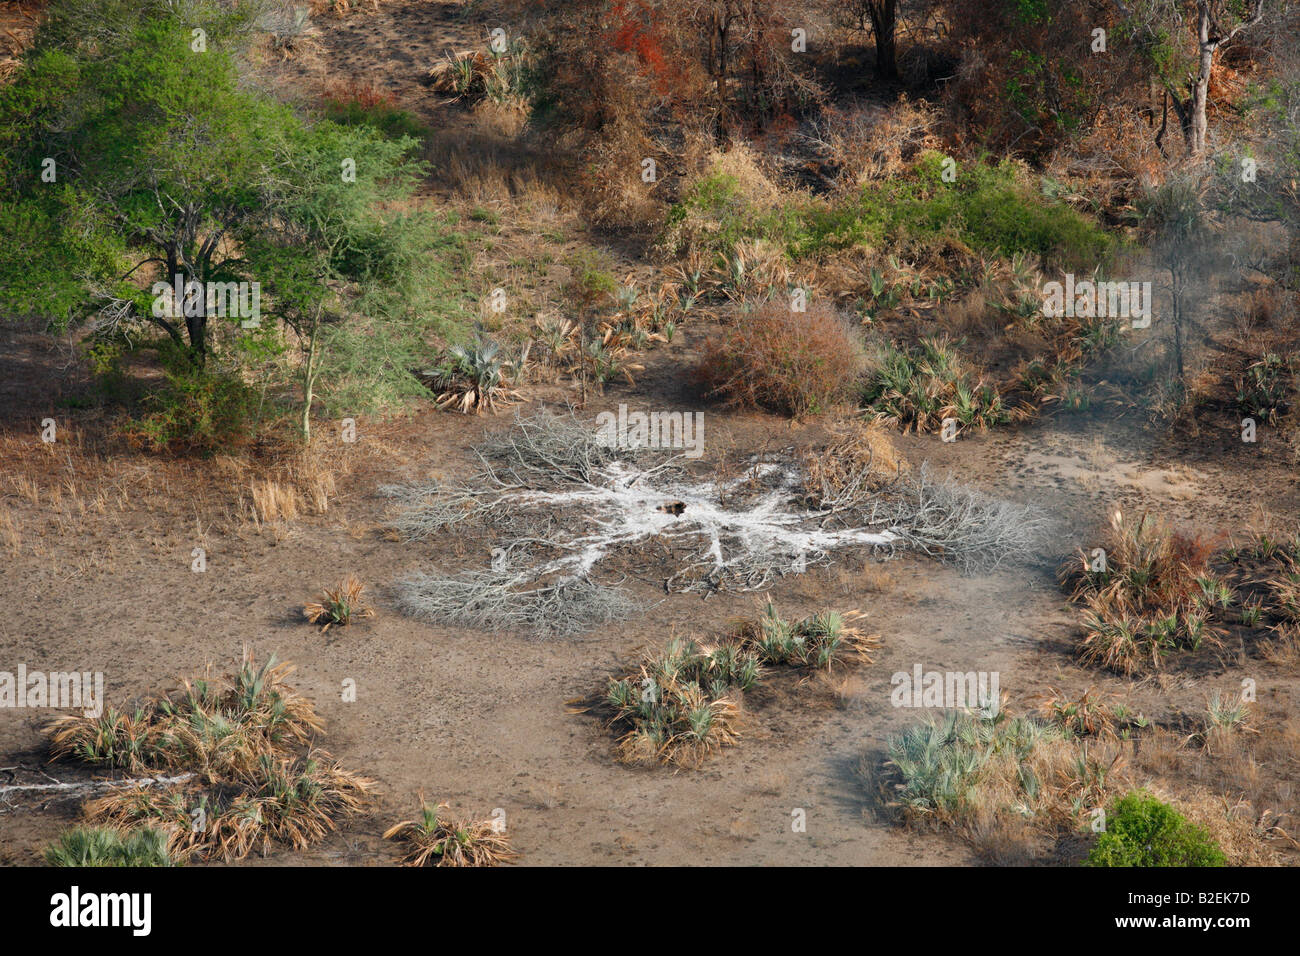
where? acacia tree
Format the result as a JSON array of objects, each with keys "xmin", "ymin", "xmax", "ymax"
[
  {"xmin": 0, "ymin": 0, "xmax": 457, "ymax": 440},
  {"xmin": 248, "ymin": 122, "xmax": 433, "ymax": 440},
  {"xmin": 0, "ymin": 1, "xmax": 290, "ymax": 364}
]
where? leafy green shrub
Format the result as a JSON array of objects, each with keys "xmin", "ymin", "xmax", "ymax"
[
  {"xmin": 128, "ymin": 348, "xmax": 258, "ymax": 454},
  {"xmin": 45, "ymin": 826, "xmax": 175, "ymax": 867},
  {"xmin": 1086, "ymin": 791, "xmax": 1226, "ymax": 867},
  {"xmin": 661, "ymin": 152, "xmax": 1115, "ymax": 270}
]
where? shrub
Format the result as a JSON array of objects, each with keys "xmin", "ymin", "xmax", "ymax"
[
  {"xmin": 606, "ymin": 604, "xmax": 876, "ymax": 766},
  {"xmin": 801, "ymin": 418, "xmax": 908, "ymax": 507},
  {"xmin": 695, "ymin": 300, "xmax": 863, "ymax": 417},
  {"xmin": 384, "ymin": 801, "xmax": 515, "ymax": 867},
  {"xmin": 731, "ymin": 602, "xmax": 879, "ymax": 670},
  {"xmin": 861, "ymin": 336, "xmax": 1011, "ymax": 434},
  {"xmin": 128, "ymin": 348, "xmax": 258, "ymax": 455},
  {"xmin": 883, "ymin": 710, "xmax": 1059, "ymax": 822},
  {"xmin": 46, "ymin": 653, "xmax": 375, "ymax": 862},
  {"xmin": 44, "ymin": 826, "xmax": 175, "ymax": 867},
  {"xmin": 1086, "ymin": 791, "xmax": 1226, "ymax": 867},
  {"xmin": 1235, "ymin": 352, "xmax": 1295, "ymax": 426},
  {"xmin": 303, "ymin": 576, "xmax": 376, "ymax": 632},
  {"xmin": 1062, "ymin": 510, "xmax": 1228, "ymax": 675},
  {"xmin": 661, "ymin": 152, "xmax": 1116, "ymax": 270},
  {"xmin": 322, "ymin": 92, "xmax": 427, "ymax": 142},
  {"xmin": 606, "ymin": 636, "xmax": 753, "ymax": 767}
]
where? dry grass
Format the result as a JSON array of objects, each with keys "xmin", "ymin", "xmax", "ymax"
[
  {"xmin": 384, "ymin": 800, "xmax": 515, "ymax": 867},
  {"xmin": 1061, "ymin": 509, "xmax": 1227, "ymax": 675},
  {"xmin": 0, "ymin": 503, "xmax": 19, "ymax": 553},
  {"xmin": 250, "ymin": 478, "xmax": 301, "ymax": 524}
]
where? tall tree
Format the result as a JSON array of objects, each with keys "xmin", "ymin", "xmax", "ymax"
[{"xmin": 1117, "ymin": 0, "xmax": 1267, "ymax": 154}]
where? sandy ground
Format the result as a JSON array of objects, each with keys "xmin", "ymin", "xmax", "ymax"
[{"xmin": 3, "ymin": 308, "xmax": 1298, "ymax": 866}]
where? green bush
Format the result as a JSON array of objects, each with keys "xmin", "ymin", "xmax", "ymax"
[
  {"xmin": 45, "ymin": 826, "xmax": 175, "ymax": 867},
  {"xmin": 129, "ymin": 346, "xmax": 258, "ymax": 454},
  {"xmin": 861, "ymin": 336, "xmax": 1009, "ymax": 433},
  {"xmin": 1086, "ymin": 791, "xmax": 1226, "ymax": 867},
  {"xmin": 323, "ymin": 98, "xmax": 427, "ymax": 142},
  {"xmin": 662, "ymin": 152, "xmax": 1116, "ymax": 270}
]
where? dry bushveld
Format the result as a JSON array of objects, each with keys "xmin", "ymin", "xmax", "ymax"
[{"xmin": 0, "ymin": 0, "xmax": 1298, "ymax": 876}]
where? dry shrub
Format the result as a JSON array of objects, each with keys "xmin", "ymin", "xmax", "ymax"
[
  {"xmin": 384, "ymin": 800, "xmax": 515, "ymax": 867},
  {"xmin": 303, "ymin": 575, "xmax": 375, "ymax": 632},
  {"xmin": 1036, "ymin": 685, "xmax": 1118, "ymax": 739},
  {"xmin": 578, "ymin": 120, "xmax": 663, "ymax": 229},
  {"xmin": 308, "ymin": 0, "xmax": 381, "ymax": 16},
  {"xmin": 811, "ymin": 96, "xmax": 941, "ymax": 190},
  {"xmin": 695, "ymin": 300, "xmax": 863, "ymax": 417},
  {"xmin": 802, "ymin": 418, "xmax": 908, "ymax": 507},
  {"xmin": 1061, "ymin": 509, "xmax": 1228, "ymax": 675},
  {"xmin": 0, "ymin": 503, "xmax": 19, "ymax": 553}
]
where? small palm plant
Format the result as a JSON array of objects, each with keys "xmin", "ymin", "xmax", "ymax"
[
  {"xmin": 427, "ymin": 337, "xmax": 521, "ymax": 414},
  {"xmin": 45, "ymin": 826, "xmax": 176, "ymax": 867},
  {"xmin": 384, "ymin": 801, "xmax": 514, "ymax": 866},
  {"xmin": 304, "ymin": 576, "xmax": 375, "ymax": 632}
]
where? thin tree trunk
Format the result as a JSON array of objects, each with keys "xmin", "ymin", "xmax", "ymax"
[
  {"xmin": 1190, "ymin": 5, "xmax": 1215, "ymax": 153},
  {"xmin": 301, "ymin": 313, "xmax": 320, "ymax": 443}
]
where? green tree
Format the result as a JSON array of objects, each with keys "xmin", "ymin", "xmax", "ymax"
[{"xmin": 0, "ymin": 0, "xmax": 466, "ymax": 442}]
